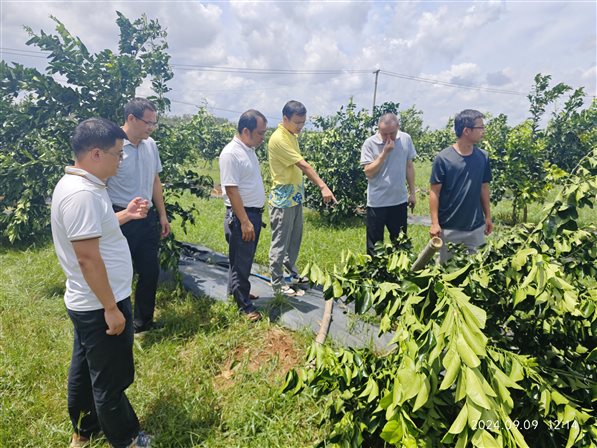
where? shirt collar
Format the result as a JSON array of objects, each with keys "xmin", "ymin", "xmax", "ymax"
[
  {"xmin": 64, "ymin": 166, "xmax": 106, "ymax": 188},
  {"xmin": 278, "ymin": 123, "xmax": 297, "ymax": 137},
  {"xmin": 233, "ymin": 136, "xmax": 255, "ymax": 151}
]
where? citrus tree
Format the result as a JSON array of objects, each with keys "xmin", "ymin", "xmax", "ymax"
[
  {"xmin": 0, "ymin": 13, "xmax": 212, "ymax": 251},
  {"xmin": 283, "ymin": 149, "xmax": 597, "ymax": 447},
  {"xmin": 300, "ymin": 100, "xmax": 402, "ymax": 222}
]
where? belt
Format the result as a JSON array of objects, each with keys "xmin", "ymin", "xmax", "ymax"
[
  {"xmin": 112, "ymin": 204, "xmax": 154, "ymax": 213},
  {"xmin": 226, "ymin": 206, "xmax": 264, "ymax": 214}
]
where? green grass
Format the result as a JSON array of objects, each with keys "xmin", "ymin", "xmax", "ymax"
[
  {"xmin": 3, "ymin": 158, "xmax": 592, "ymax": 447},
  {"xmin": 0, "ymin": 245, "xmax": 329, "ymax": 447}
]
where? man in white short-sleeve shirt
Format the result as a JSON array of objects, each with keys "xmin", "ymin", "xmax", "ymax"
[
  {"xmin": 51, "ymin": 118, "xmax": 152, "ymax": 448},
  {"xmin": 360, "ymin": 113, "xmax": 417, "ymax": 255},
  {"xmin": 219, "ymin": 110, "xmax": 267, "ymax": 321},
  {"xmin": 107, "ymin": 98, "xmax": 170, "ymax": 334}
]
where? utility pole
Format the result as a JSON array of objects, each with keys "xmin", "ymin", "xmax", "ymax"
[{"xmin": 372, "ymin": 69, "xmax": 380, "ymax": 112}]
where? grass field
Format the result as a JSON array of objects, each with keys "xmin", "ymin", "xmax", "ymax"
[
  {"xmin": 2, "ymin": 158, "xmax": 591, "ymax": 447},
  {"xmin": 0, "ymin": 243, "xmax": 331, "ymax": 447}
]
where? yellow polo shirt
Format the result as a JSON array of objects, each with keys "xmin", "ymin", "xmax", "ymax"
[{"xmin": 268, "ymin": 124, "xmax": 305, "ymax": 208}]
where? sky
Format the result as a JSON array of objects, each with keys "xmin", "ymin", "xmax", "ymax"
[{"xmin": 1, "ymin": 0, "xmax": 595, "ymax": 129}]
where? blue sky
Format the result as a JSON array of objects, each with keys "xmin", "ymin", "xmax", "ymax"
[{"xmin": 1, "ymin": 1, "xmax": 595, "ymax": 129}]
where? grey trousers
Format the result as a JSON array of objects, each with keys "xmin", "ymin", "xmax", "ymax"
[
  {"xmin": 439, "ymin": 225, "xmax": 486, "ymax": 263},
  {"xmin": 269, "ymin": 205, "xmax": 303, "ymax": 288}
]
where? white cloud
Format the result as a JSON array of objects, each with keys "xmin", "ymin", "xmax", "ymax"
[{"xmin": 1, "ymin": 0, "xmax": 595, "ymax": 129}]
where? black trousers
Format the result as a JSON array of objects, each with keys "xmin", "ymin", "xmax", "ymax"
[
  {"xmin": 224, "ymin": 208, "xmax": 263, "ymax": 313},
  {"xmin": 366, "ymin": 202, "xmax": 408, "ymax": 255},
  {"xmin": 67, "ymin": 298, "xmax": 139, "ymax": 448},
  {"xmin": 118, "ymin": 208, "xmax": 160, "ymax": 329}
]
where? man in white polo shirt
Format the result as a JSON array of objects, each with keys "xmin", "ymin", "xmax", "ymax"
[
  {"xmin": 51, "ymin": 118, "xmax": 152, "ymax": 448},
  {"xmin": 219, "ymin": 110, "xmax": 267, "ymax": 322},
  {"xmin": 107, "ymin": 98, "xmax": 169, "ymax": 333}
]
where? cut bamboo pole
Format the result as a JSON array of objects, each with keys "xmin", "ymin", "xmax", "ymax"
[
  {"xmin": 412, "ymin": 237, "xmax": 443, "ymax": 271},
  {"xmin": 315, "ymin": 299, "xmax": 334, "ymax": 345}
]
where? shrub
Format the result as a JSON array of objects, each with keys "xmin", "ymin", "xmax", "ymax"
[{"xmin": 283, "ymin": 149, "xmax": 597, "ymax": 447}]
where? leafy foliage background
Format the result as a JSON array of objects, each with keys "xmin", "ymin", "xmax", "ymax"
[{"xmin": 284, "ymin": 149, "xmax": 597, "ymax": 447}]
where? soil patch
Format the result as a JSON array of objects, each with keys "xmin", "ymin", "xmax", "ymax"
[{"xmin": 214, "ymin": 327, "xmax": 303, "ymax": 391}]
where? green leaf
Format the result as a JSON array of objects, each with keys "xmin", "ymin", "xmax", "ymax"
[
  {"xmin": 456, "ymin": 335, "xmax": 480, "ymax": 368},
  {"xmin": 448, "ymin": 405, "xmax": 468, "ymax": 434},
  {"xmin": 461, "ymin": 320, "xmax": 487, "ymax": 357},
  {"xmin": 380, "ymin": 419, "xmax": 402, "ymax": 444},
  {"xmin": 332, "ymin": 279, "xmax": 343, "ymax": 297},
  {"xmin": 471, "ymin": 429, "xmax": 500, "ymax": 448},
  {"xmin": 412, "ymin": 376, "xmax": 430, "ymax": 412},
  {"xmin": 465, "ymin": 367, "xmax": 492, "ymax": 409},
  {"xmin": 565, "ymin": 422, "xmax": 580, "ymax": 448},
  {"xmin": 512, "ymin": 248, "xmax": 537, "ymax": 270},
  {"xmin": 440, "ymin": 348, "xmax": 461, "ymax": 391},
  {"xmin": 461, "ymin": 302, "xmax": 487, "ymax": 329}
]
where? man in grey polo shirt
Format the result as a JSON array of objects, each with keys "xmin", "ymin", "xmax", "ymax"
[
  {"xmin": 107, "ymin": 98, "xmax": 170, "ymax": 333},
  {"xmin": 220, "ymin": 110, "xmax": 267, "ymax": 322},
  {"xmin": 429, "ymin": 109, "xmax": 493, "ymax": 262},
  {"xmin": 360, "ymin": 113, "xmax": 417, "ymax": 255}
]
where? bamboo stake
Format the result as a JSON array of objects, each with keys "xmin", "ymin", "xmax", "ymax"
[
  {"xmin": 412, "ymin": 237, "xmax": 443, "ymax": 271},
  {"xmin": 315, "ymin": 299, "xmax": 334, "ymax": 345}
]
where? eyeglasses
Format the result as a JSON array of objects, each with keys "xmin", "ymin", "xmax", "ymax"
[
  {"xmin": 106, "ymin": 150, "xmax": 124, "ymax": 160},
  {"xmin": 134, "ymin": 115, "xmax": 159, "ymax": 128}
]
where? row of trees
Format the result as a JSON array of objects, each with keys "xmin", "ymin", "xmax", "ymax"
[
  {"xmin": 299, "ymin": 80, "xmax": 595, "ymax": 224},
  {"xmin": 1, "ymin": 12, "xmax": 594, "ymax": 240},
  {"xmin": 0, "ymin": 13, "xmax": 213, "ymax": 261}
]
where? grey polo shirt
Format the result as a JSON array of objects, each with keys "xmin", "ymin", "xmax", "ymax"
[
  {"xmin": 107, "ymin": 137, "xmax": 162, "ymax": 208},
  {"xmin": 360, "ymin": 131, "xmax": 417, "ymax": 207}
]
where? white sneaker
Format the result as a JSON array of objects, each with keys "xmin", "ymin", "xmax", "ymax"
[
  {"xmin": 281, "ymin": 285, "xmax": 305, "ymax": 297},
  {"xmin": 289, "ymin": 275, "xmax": 309, "ymax": 285}
]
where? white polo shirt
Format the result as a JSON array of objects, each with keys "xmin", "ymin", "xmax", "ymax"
[
  {"xmin": 51, "ymin": 167, "xmax": 133, "ymax": 311},
  {"xmin": 107, "ymin": 137, "xmax": 162, "ymax": 208},
  {"xmin": 219, "ymin": 137, "xmax": 266, "ymax": 208}
]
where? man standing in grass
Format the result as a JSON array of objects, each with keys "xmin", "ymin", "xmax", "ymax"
[
  {"xmin": 268, "ymin": 100, "xmax": 337, "ymax": 296},
  {"xmin": 360, "ymin": 113, "xmax": 417, "ymax": 255},
  {"xmin": 220, "ymin": 110, "xmax": 268, "ymax": 322},
  {"xmin": 107, "ymin": 98, "xmax": 169, "ymax": 334},
  {"xmin": 51, "ymin": 118, "xmax": 152, "ymax": 448},
  {"xmin": 429, "ymin": 109, "xmax": 493, "ymax": 262}
]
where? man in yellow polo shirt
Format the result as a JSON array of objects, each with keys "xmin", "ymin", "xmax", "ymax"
[{"xmin": 268, "ymin": 100, "xmax": 336, "ymax": 295}]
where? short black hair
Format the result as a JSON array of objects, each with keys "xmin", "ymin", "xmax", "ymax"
[
  {"xmin": 124, "ymin": 97, "xmax": 157, "ymax": 121},
  {"xmin": 282, "ymin": 100, "xmax": 307, "ymax": 119},
  {"xmin": 70, "ymin": 118, "xmax": 127, "ymax": 159},
  {"xmin": 237, "ymin": 109, "xmax": 267, "ymax": 134},
  {"xmin": 454, "ymin": 109, "xmax": 484, "ymax": 138}
]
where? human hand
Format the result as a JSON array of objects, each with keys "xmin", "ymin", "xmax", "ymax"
[
  {"xmin": 484, "ymin": 218, "xmax": 493, "ymax": 235},
  {"xmin": 429, "ymin": 223, "xmax": 441, "ymax": 238},
  {"xmin": 382, "ymin": 136, "xmax": 395, "ymax": 154},
  {"xmin": 240, "ymin": 219, "xmax": 255, "ymax": 241},
  {"xmin": 320, "ymin": 186, "xmax": 337, "ymax": 205},
  {"xmin": 408, "ymin": 193, "xmax": 416, "ymax": 212},
  {"xmin": 126, "ymin": 197, "xmax": 149, "ymax": 220},
  {"xmin": 160, "ymin": 215, "xmax": 170, "ymax": 238},
  {"xmin": 104, "ymin": 306, "xmax": 126, "ymax": 336}
]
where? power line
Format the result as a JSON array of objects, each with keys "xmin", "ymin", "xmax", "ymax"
[
  {"xmin": 171, "ymin": 63, "xmax": 371, "ymax": 76},
  {"xmin": 380, "ymin": 69, "xmax": 527, "ymax": 96},
  {"xmin": 2, "ymin": 46, "xmax": 589, "ymax": 99}
]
